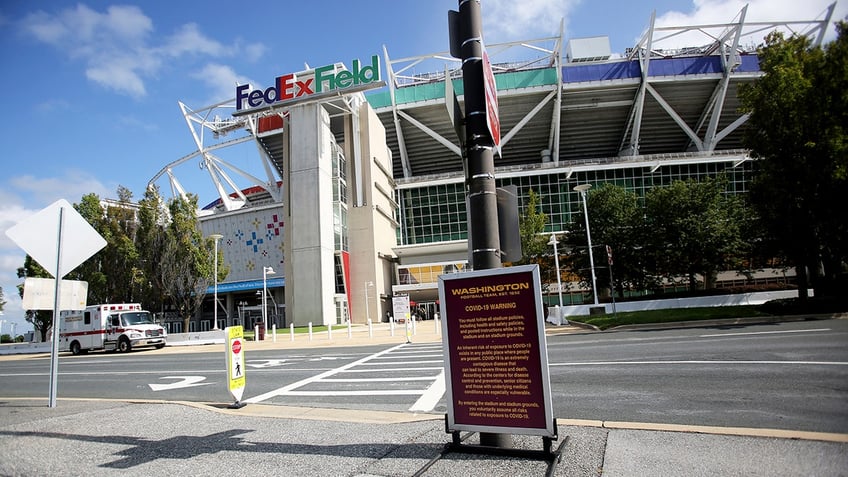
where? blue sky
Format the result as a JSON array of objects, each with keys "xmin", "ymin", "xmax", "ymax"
[{"xmin": 0, "ymin": 0, "xmax": 844, "ymax": 335}]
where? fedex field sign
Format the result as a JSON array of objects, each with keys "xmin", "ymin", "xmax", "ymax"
[{"xmin": 235, "ymin": 55, "xmax": 381, "ymax": 114}]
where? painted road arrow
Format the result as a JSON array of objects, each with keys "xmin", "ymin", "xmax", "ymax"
[{"xmin": 149, "ymin": 376, "xmax": 214, "ymax": 391}]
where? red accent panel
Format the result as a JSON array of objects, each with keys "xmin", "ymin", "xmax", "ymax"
[{"xmin": 258, "ymin": 115, "xmax": 284, "ymax": 133}]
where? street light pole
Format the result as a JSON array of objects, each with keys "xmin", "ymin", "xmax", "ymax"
[
  {"xmin": 574, "ymin": 184, "xmax": 599, "ymax": 306},
  {"xmin": 547, "ymin": 234, "xmax": 567, "ymax": 325},
  {"xmin": 262, "ymin": 266, "xmax": 275, "ymax": 339},
  {"xmin": 210, "ymin": 234, "xmax": 223, "ymax": 330},
  {"xmin": 238, "ymin": 301, "xmax": 247, "ymax": 327}
]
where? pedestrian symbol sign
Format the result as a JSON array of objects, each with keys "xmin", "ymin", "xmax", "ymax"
[{"xmin": 225, "ymin": 326, "xmax": 246, "ymax": 406}]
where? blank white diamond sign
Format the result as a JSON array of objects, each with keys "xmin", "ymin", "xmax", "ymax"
[{"xmin": 6, "ymin": 199, "xmax": 107, "ymax": 278}]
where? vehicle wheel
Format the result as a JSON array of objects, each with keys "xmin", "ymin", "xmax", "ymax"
[
  {"xmin": 70, "ymin": 341, "xmax": 81, "ymax": 355},
  {"xmin": 118, "ymin": 337, "xmax": 132, "ymax": 353},
  {"xmin": 155, "ymin": 344, "xmax": 165, "ymax": 349}
]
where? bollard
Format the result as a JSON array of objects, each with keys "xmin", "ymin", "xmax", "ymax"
[
  {"xmin": 290, "ymin": 323, "xmax": 294, "ymax": 341},
  {"xmin": 254, "ymin": 324, "xmax": 260, "ymax": 341},
  {"xmin": 273, "ymin": 324, "xmax": 277, "ymax": 342},
  {"xmin": 368, "ymin": 319, "xmax": 373, "ymax": 338},
  {"xmin": 390, "ymin": 317, "xmax": 395, "ymax": 337},
  {"xmin": 328, "ymin": 323, "xmax": 332, "ymax": 340},
  {"xmin": 412, "ymin": 316, "xmax": 417, "ymax": 335},
  {"xmin": 308, "ymin": 322, "xmax": 313, "ymax": 341},
  {"xmin": 435, "ymin": 315, "xmax": 439, "ymax": 334},
  {"xmin": 347, "ymin": 321, "xmax": 352, "ymax": 339}
]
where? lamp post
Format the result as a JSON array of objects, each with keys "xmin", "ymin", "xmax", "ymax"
[
  {"xmin": 238, "ymin": 301, "xmax": 247, "ymax": 327},
  {"xmin": 574, "ymin": 184, "xmax": 599, "ymax": 306},
  {"xmin": 547, "ymin": 234, "xmax": 567, "ymax": 325},
  {"xmin": 262, "ymin": 266, "xmax": 275, "ymax": 339},
  {"xmin": 210, "ymin": 234, "xmax": 223, "ymax": 330}
]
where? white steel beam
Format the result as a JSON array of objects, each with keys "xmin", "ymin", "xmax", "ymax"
[{"xmin": 646, "ymin": 83, "xmax": 704, "ymax": 151}]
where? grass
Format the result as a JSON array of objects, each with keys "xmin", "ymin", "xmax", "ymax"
[{"xmin": 577, "ymin": 305, "xmax": 771, "ymax": 331}]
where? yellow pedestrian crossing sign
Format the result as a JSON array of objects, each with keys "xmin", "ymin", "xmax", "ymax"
[{"xmin": 225, "ymin": 326, "xmax": 246, "ymax": 407}]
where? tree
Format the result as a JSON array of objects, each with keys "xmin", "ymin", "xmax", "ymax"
[
  {"xmin": 67, "ymin": 188, "xmax": 139, "ymax": 304},
  {"xmin": 739, "ymin": 23, "xmax": 848, "ymax": 299},
  {"xmin": 68, "ymin": 193, "xmax": 108, "ymax": 302},
  {"xmin": 0, "ymin": 286, "xmax": 5, "ymax": 312},
  {"xmin": 157, "ymin": 194, "xmax": 225, "ymax": 331},
  {"xmin": 564, "ymin": 183, "xmax": 648, "ymax": 298},
  {"xmin": 16, "ymin": 256, "xmax": 52, "ymax": 342},
  {"xmin": 508, "ymin": 189, "xmax": 558, "ymax": 294},
  {"xmin": 512, "ymin": 188, "xmax": 549, "ymax": 263},
  {"xmin": 643, "ymin": 176, "xmax": 749, "ymax": 292},
  {"xmin": 136, "ymin": 185, "xmax": 170, "ymax": 316}
]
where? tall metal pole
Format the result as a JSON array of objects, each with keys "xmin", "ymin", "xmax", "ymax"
[
  {"xmin": 48, "ymin": 207, "xmax": 65, "ymax": 408},
  {"xmin": 455, "ymin": 0, "xmax": 508, "ymax": 449},
  {"xmin": 575, "ymin": 185, "xmax": 599, "ymax": 306},
  {"xmin": 262, "ymin": 266, "xmax": 274, "ymax": 338},
  {"xmin": 549, "ymin": 234, "xmax": 564, "ymax": 308},
  {"xmin": 459, "ymin": 0, "xmax": 501, "ymax": 271},
  {"xmin": 210, "ymin": 234, "xmax": 223, "ymax": 330}
]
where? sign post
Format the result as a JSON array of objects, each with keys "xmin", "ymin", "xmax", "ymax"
[
  {"xmin": 6, "ymin": 199, "xmax": 107, "ymax": 408},
  {"xmin": 225, "ymin": 326, "xmax": 247, "ymax": 408}
]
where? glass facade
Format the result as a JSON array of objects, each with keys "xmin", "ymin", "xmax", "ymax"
[
  {"xmin": 332, "ymin": 142, "xmax": 350, "ymax": 324},
  {"xmin": 396, "ymin": 158, "xmax": 753, "ymax": 245},
  {"xmin": 332, "ymin": 143, "xmax": 349, "ymax": 252}
]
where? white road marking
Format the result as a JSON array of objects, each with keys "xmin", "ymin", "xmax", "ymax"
[
  {"xmin": 409, "ymin": 370, "xmax": 445, "ymax": 412},
  {"xmin": 243, "ymin": 343, "xmax": 447, "ymax": 407},
  {"xmin": 243, "ymin": 343, "xmax": 408, "ymax": 403},
  {"xmin": 148, "ymin": 376, "xmax": 214, "ymax": 391},
  {"xmin": 321, "ymin": 376, "xmax": 439, "ymax": 382}
]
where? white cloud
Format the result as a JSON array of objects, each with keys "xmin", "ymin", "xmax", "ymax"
[
  {"xmin": 191, "ymin": 63, "xmax": 256, "ymax": 106},
  {"xmin": 651, "ymin": 0, "xmax": 847, "ymax": 50},
  {"xmin": 482, "ymin": 0, "xmax": 582, "ymax": 43},
  {"xmin": 19, "ymin": 4, "xmax": 267, "ymax": 100},
  {"xmin": 164, "ymin": 23, "xmax": 228, "ymax": 57}
]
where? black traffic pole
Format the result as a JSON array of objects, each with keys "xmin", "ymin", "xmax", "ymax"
[
  {"xmin": 455, "ymin": 0, "xmax": 511, "ymax": 449},
  {"xmin": 458, "ymin": 0, "xmax": 501, "ymax": 271}
]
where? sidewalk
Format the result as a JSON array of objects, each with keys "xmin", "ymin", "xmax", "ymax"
[{"xmin": 0, "ymin": 398, "xmax": 845, "ymax": 476}]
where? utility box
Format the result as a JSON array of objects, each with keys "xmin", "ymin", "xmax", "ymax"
[
  {"xmin": 566, "ymin": 36, "xmax": 612, "ymax": 63},
  {"xmin": 589, "ymin": 306, "xmax": 607, "ymax": 316}
]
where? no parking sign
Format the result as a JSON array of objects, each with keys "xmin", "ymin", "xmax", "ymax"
[{"xmin": 225, "ymin": 326, "xmax": 246, "ymax": 406}]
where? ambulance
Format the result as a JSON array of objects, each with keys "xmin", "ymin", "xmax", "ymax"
[{"xmin": 59, "ymin": 303, "xmax": 167, "ymax": 355}]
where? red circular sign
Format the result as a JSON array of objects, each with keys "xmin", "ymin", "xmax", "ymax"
[{"xmin": 232, "ymin": 339, "xmax": 242, "ymax": 354}]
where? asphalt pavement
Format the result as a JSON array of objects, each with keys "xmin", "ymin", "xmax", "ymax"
[{"xmin": 1, "ymin": 320, "xmax": 846, "ymax": 476}]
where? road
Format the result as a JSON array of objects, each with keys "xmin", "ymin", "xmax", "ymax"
[{"xmin": 1, "ymin": 319, "xmax": 846, "ymax": 434}]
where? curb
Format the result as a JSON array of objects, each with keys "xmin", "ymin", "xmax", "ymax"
[{"xmin": 602, "ymin": 313, "xmax": 846, "ymax": 332}]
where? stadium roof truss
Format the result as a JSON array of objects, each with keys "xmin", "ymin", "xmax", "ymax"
[
  {"xmin": 373, "ymin": 3, "xmax": 836, "ymax": 179},
  {"xmin": 149, "ymin": 3, "xmax": 836, "ymax": 209}
]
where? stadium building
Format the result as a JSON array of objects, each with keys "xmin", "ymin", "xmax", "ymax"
[{"xmin": 149, "ymin": 5, "xmax": 835, "ymax": 333}]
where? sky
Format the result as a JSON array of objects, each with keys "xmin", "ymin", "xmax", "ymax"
[{"xmin": 0, "ymin": 0, "xmax": 844, "ymax": 336}]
